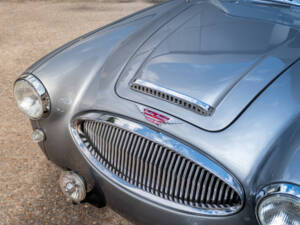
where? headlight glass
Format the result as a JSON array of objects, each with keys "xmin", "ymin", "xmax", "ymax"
[
  {"xmin": 14, "ymin": 75, "xmax": 50, "ymax": 119},
  {"xmin": 59, "ymin": 171, "xmax": 86, "ymax": 203},
  {"xmin": 258, "ymin": 194, "xmax": 300, "ymax": 225}
]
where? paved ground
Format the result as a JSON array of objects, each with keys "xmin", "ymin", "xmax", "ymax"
[{"xmin": 0, "ymin": 1, "xmax": 153, "ymax": 224}]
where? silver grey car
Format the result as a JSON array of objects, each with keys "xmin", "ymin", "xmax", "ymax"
[{"xmin": 13, "ymin": 0, "xmax": 300, "ymax": 224}]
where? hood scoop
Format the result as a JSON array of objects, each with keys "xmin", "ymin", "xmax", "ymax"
[
  {"xmin": 115, "ymin": 1, "xmax": 300, "ymax": 131},
  {"xmin": 131, "ymin": 79, "xmax": 214, "ymax": 116}
]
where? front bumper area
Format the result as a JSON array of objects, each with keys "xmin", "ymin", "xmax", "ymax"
[
  {"xmin": 34, "ymin": 111, "xmax": 258, "ymax": 225},
  {"xmin": 90, "ymin": 165, "xmax": 252, "ymax": 225}
]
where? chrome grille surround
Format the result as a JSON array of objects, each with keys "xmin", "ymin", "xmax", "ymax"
[
  {"xmin": 130, "ymin": 79, "xmax": 214, "ymax": 116},
  {"xmin": 71, "ymin": 113, "xmax": 243, "ymax": 216}
]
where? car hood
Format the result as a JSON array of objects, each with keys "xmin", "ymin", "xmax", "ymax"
[
  {"xmin": 29, "ymin": 0, "xmax": 300, "ymax": 132},
  {"xmin": 115, "ymin": 0, "xmax": 300, "ymax": 131}
]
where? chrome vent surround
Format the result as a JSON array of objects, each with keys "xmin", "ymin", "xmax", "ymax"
[
  {"xmin": 130, "ymin": 79, "xmax": 214, "ymax": 116},
  {"xmin": 72, "ymin": 114, "xmax": 243, "ymax": 216}
]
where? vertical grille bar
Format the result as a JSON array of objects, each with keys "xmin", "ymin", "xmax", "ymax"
[
  {"xmin": 147, "ymin": 144, "xmax": 158, "ymax": 193},
  {"xmin": 131, "ymin": 136, "xmax": 141, "ymax": 183},
  {"xmin": 79, "ymin": 120, "xmax": 242, "ymax": 210},
  {"xmin": 134, "ymin": 138, "xmax": 145, "ymax": 186},
  {"xmin": 143, "ymin": 142, "xmax": 154, "ymax": 192},
  {"xmin": 151, "ymin": 145, "xmax": 163, "ymax": 193}
]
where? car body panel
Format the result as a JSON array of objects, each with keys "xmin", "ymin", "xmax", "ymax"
[
  {"xmin": 21, "ymin": 0, "xmax": 300, "ymax": 224},
  {"xmin": 116, "ymin": 0, "xmax": 300, "ymax": 131},
  {"xmin": 30, "ymin": 58, "xmax": 300, "ymax": 225}
]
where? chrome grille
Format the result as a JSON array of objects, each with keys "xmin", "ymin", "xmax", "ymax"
[{"xmin": 79, "ymin": 119, "xmax": 242, "ymax": 210}]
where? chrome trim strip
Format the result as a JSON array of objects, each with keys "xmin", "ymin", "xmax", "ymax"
[
  {"xmin": 70, "ymin": 112, "xmax": 244, "ymax": 216},
  {"xmin": 131, "ymin": 79, "xmax": 214, "ymax": 116},
  {"xmin": 252, "ymin": 0, "xmax": 300, "ymax": 6},
  {"xmin": 256, "ymin": 183, "xmax": 300, "ymax": 202},
  {"xmin": 16, "ymin": 74, "xmax": 51, "ymax": 119}
]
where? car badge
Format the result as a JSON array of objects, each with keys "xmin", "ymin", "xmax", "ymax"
[
  {"xmin": 143, "ymin": 108, "xmax": 170, "ymax": 126},
  {"xmin": 136, "ymin": 105, "xmax": 182, "ymax": 126}
]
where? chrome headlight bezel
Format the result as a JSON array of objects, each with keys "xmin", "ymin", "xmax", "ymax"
[
  {"xmin": 256, "ymin": 183, "xmax": 300, "ymax": 225},
  {"xmin": 14, "ymin": 74, "xmax": 50, "ymax": 120}
]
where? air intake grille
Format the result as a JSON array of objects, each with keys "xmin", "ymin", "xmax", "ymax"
[
  {"xmin": 79, "ymin": 120, "xmax": 241, "ymax": 210},
  {"xmin": 130, "ymin": 79, "xmax": 214, "ymax": 116}
]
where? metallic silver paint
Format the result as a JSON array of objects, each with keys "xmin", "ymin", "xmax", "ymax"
[
  {"xmin": 27, "ymin": 59, "xmax": 300, "ymax": 225},
  {"xmin": 116, "ymin": 1, "xmax": 300, "ymax": 131},
  {"xmin": 14, "ymin": 0, "xmax": 300, "ymax": 224}
]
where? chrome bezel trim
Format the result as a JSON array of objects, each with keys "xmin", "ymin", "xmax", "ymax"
[
  {"xmin": 70, "ymin": 112, "xmax": 244, "ymax": 216},
  {"xmin": 131, "ymin": 79, "xmax": 214, "ymax": 116},
  {"xmin": 255, "ymin": 183, "xmax": 300, "ymax": 225},
  {"xmin": 252, "ymin": 0, "xmax": 300, "ymax": 7},
  {"xmin": 14, "ymin": 74, "xmax": 51, "ymax": 120}
]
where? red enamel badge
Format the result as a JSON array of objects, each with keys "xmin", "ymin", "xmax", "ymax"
[{"xmin": 143, "ymin": 108, "xmax": 170, "ymax": 126}]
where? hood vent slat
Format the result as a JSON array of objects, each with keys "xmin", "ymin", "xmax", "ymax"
[{"xmin": 131, "ymin": 79, "xmax": 214, "ymax": 116}]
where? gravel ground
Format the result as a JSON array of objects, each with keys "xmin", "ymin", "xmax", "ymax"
[{"xmin": 0, "ymin": 1, "xmax": 153, "ymax": 224}]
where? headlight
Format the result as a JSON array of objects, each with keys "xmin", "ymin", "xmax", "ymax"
[
  {"xmin": 256, "ymin": 184, "xmax": 300, "ymax": 225},
  {"xmin": 14, "ymin": 74, "xmax": 50, "ymax": 119}
]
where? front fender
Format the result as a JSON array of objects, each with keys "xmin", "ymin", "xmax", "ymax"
[{"xmin": 253, "ymin": 60, "xmax": 300, "ymax": 189}]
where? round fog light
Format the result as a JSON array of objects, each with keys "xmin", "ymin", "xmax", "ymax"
[{"xmin": 59, "ymin": 171, "xmax": 86, "ymax": 203}]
